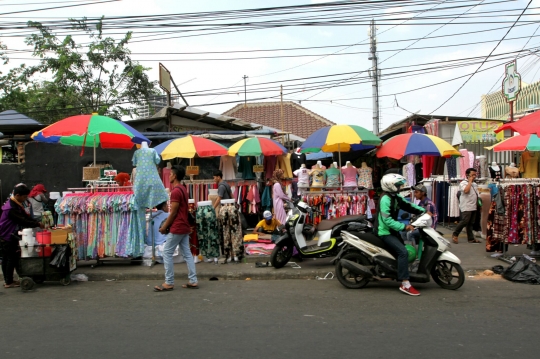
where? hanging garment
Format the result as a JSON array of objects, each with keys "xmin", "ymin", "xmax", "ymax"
[
  {"xmin": 486, "ymin": 201, "xmax": 505, "ymax": 252},
  {"xmin": 276, "ymin": 154, "xmax": 293, "ymax": 178},
  {"xmin": 218, "ymin": 204, "xmax": 243, "ymax": 258},
  {"xmin": 290, "ymin": 152, "xmax": 306, "ymax": 172},
  {"xmin": 446, "ymin": 157, "xmax": 457, "ymax": 179},
  {"xmin": 238, "ymin": 156, "xmax": 256, "ymax": 180},
  {"xmin": 489, "ymin": 166, "xmax": 502, "ymax": 180},
  {"xmin": 188, "ymin": 202, "xmax": 199, "ymax": 256},
  {"xmin": 404, "ymin": 163, "xmax": 415, "ymax": 187},
  {"xmin": 263, "ymin": 156, "xmax": 278, "ymax": 180},
  {"xmin": 341, "ymin": 166, "xmax": 357, "ymax": 187},
  {"xmin": 325, "ymin": 168, "xmax": 341, "ymax": 187},
  {"xmin": 146, "ymin": 210, "xmax": 169, "ymax": 246},
  {"xmin": 196, "ymin": 205, "xmax": 220, "ymax": 258},
  {"xmin": 220, "ymin": 155, "xmax": 238, "ymax": 180},
  {"xmin": 357, "ymin": 166, "xmax": 373, "ymax": 189},
  {"xmin": 132, "ymin": 148, "xmax": 169, "ymax": 209},
  {"xmin": 261, "ymin": 186, "xmax": 272, "ymax": 211},
  {"xmin": 459, "ymin": 149, "xmax": 469, "ymax": 178},
  {"xmin": 519, "ymin": 151, "xmax": 539, "ymax": 178},
  {"xmin": 478, "ymin": 157, "xmax": 488, "ymax": 179},
  {"xmin": 162, "ymin": 167, "xmax": 173, "ymax": 191}
]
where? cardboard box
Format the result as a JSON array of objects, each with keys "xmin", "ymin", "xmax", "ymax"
[{"xmin": 50, "ymin": 228, "xmax": 72, "ymax": 244}]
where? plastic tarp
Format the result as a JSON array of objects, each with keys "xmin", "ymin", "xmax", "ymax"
[{"xmin": 502, "ymin": 257, "xmax": 540, "ymax": 284}]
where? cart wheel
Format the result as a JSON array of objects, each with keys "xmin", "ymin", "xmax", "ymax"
[
  {"xmin": 20, "ymin": 277, "xmax": 35, "ymax": 291},
  {"xmin": 33, "ymin": 276, "xmax": 45, "ymax": 284},
  {"xmin": 60, "ymin": 275, "xmax": 71, "ymax": 286}
]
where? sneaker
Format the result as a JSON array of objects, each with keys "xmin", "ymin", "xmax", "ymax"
[{"xmin": 399, "ymin": 284, "xmax": 420, "ymax": 296}]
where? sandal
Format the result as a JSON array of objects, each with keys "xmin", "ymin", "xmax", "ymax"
[
  {"xmin": 4, "ymin": 283, "xmax": 20, "ymax": 288},
  {"xmin": 468, "ymin": 239, "xmax": 481, "ymax": 244},
  {"xmin": 182, "ymin": 283, "xmax": 199, "ymax": 289},
  {"xmin": 452, "ymin": 236, "xmax": 459, "ymax": 244},
  {"xmin": 153, "ymin": 284, "xmax": 174, "ymax": 292}
]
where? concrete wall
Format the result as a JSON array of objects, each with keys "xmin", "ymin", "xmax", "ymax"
[
  {"xmin": 0, "ymin": 163, "xmax": 22, "ymax": 200},
  {"xmin": 24, "ymin": 142, "xmax": 136, "ymax": 192}
]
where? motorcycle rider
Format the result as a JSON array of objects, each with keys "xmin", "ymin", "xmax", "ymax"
[{"xmin": 374, "ymin": 174, "xmax": 426, "ymax": 296}]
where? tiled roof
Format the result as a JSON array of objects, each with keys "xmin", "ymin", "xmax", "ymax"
[{"xmin": 222, "ymin": 102, "xmax": 335, "ymax": 140}]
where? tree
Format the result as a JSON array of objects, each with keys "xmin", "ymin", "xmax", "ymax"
[{"xmin": 0, "ymin": 17, "xmax": 159, "ymax": 123}]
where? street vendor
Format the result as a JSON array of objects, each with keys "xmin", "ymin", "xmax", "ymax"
[
  {"xmin": 253, "ymin": 211, "xmax": 281, "ymax": 234},
  {"xmin": 0, "ymin": 184, "xmax": 44, "ymax": 288}
]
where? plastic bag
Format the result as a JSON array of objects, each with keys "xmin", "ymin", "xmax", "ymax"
[
  {"xmin": 70, "ymin": 274, "xmax": 88, "ymax": 281},
  {"xmin": 49, "ymin": 245, "xmax": 68, "ymax": 268},
  {"xmin": 502, "ymin": 257, "xmax": 540, "ymax": 285}
]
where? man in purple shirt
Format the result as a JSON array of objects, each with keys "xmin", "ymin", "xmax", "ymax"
[{"xmin": 405, "ymin": 184, "xmax": 437, "ymax": 246}]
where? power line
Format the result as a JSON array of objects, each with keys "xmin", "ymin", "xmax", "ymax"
[{"xmin": 429, "ymin": 0, "xmax": 533, "ymax": 114}]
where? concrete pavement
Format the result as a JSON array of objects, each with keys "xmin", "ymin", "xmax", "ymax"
[{"xmin": 2, "ymin": 226, "xmax": 529, "ymax": 282}]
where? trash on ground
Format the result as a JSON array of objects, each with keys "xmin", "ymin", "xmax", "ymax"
[
  {"xmin": 316, "ymin": 272, "xmax": 334, "ymax": 280},
  {"xmin": 70, "ymin": 274, "xmax": 88, "ymax": 282}
]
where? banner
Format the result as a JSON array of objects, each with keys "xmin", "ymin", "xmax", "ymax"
[{"xmin": 457, "ymin": 121, "xmax": 504, "ymax": 142}]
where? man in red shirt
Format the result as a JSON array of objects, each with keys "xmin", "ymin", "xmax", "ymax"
[{"xmin": 154, "ymin": 166, "xmax": 198, "ymax": 292}]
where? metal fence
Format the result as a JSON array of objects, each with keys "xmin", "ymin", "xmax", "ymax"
[{"xmin": 462, "ymin": 141, "xmax": 518, "ymax": 166}]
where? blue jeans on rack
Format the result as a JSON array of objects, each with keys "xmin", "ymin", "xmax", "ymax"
[{"xmin": 163, "ymin": 233, "xmax": 198, "ymax": 286}]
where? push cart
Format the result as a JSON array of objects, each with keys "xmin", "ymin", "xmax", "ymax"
[{"xmin": 17, "ymin": 244, "xmax": 72, "ymax": 291}]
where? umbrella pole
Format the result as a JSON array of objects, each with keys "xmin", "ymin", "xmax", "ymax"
[
  {"xmin": 338, "ymin": 144, "xmax": 342, "ymax": 168},
  {"xmin": 93, "ymin": 136, "xmax": 96, "ymax": 166}
]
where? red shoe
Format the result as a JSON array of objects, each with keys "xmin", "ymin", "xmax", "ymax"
[{"xmin": 399, "ymin": 284, "xmax": 420, "ymax": 296}]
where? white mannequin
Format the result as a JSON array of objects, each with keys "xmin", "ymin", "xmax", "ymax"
[
  {"xmin": 167, "ymin": 162, "xmax": 172, "ymax": 169},
  {"xmin": 490, "ymin": 161, "xmax": 500, "ymax": 171},
  {"xmin": 301, "ymin": 163, "xmax": 306, "ymax": 168},
  {"xmin": 506, "ymin": 162, "xmax": 519, "ymax": 178},
  {"xmin": 333, "ymin": 162, "xmax": 338, "ymax": 169},
  {"xmin": 316, "ymin": 161, "xmax": 322, "ymax": 169},
  {"xmin": 141, "ymin": 141, "xmax": 149, "ymax": 149},
  {"xmin": 361, "ymin": 162, "xmax": 368, "ymax": 168},
  {"xmin": 509, "ymin": 162, "xmax": 516, "ymax": 167}
]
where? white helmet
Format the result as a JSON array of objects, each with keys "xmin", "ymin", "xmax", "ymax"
[{"xmin": 381, "ymin": 174, "xmax": 406, "ymax": 193}]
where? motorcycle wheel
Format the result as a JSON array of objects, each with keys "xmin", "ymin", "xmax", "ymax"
[
  {"xmin": 335, "ymin": 252, "xmax": 370, "ymax": 289},
  {"xmin": 431, "ymin": 260, "xmax": 465, "ymax": 290},
  {"xmin": 270, "ymin": 241, "xmax": 294, "ymax": 269}
]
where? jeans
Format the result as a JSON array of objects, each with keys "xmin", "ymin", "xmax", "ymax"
[
  {"xmin": 380, "ymin": 234, "xmax": 409, "ymax": 281},
  {"xmin": 400, "ymin": 229, "xmax": 421, "ymax": 245},
  {"xmin": 0, "ymin": 239, "xmax": 20, "ymax": 285},
  {"xmin": 453, "ymin": 211, "xmax": 477, "ymax": 241},
  {"xmin": 163, "ymin": 233, "xmax": 197, "ymax": 286}
]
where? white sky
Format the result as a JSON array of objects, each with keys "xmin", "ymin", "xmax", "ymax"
[{"xmin": 1, "ymin": 0, "xmax": 540, "ymax": 132}]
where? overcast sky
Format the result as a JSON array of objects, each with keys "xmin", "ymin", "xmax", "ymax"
[{"xmin": 1, "ymin": 0, "xmax": 540, "ymax": 132}]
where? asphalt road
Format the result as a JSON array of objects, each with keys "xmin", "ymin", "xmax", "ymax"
[{"xmin": 0, "ymin": 277, "xmax": 538, "ymax": 359}]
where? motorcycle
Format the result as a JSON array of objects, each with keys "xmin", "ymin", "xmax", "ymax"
[
  {"xmin": 334, "ymin": 213, "xmax": 465, "ymax": 290},
  {"xmin": 270, "ymin": 200, "xmax": 371, "ymax": 268}
]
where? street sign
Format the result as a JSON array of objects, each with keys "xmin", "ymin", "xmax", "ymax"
[
  {"xmin": 253, "ymin": 165, "xmax": 264, "ymax": 173},
  {"xmin": 502, "ymin": 61, "xmax": 521, "ymax": 103},
  {"xmin": 159, "ymin": 63, "xmax": 171, "ymax": 94}
]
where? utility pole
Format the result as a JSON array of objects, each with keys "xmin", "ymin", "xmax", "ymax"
[
  {"xmin": 280, "ymin": 85, "xmax": 284, "ymax": 144},
  {"xmin": 368, "ymin": 19, "xmax": 380, "ymax": 135},
  {"xmin": 243, "ymin": 75, "xmax": 248, "ymax": 107}
]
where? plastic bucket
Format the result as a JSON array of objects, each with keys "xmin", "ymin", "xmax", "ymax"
[{"xmin": 36, "ymin": 231, "xmax": 52, "ymax": 257}]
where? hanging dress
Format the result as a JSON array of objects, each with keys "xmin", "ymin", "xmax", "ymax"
[{"xmin": 132, "ymin": 147, "xmax": 169, "ymax": 209}]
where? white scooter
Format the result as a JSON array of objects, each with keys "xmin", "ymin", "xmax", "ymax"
[{"xmin": 334, "ymin": 213, "xmax": 465, "ymax": 290}]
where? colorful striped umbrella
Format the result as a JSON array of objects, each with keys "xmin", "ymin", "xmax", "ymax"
[
  {"xmin": 228, "ymin": 137, "xmax": 287, "ymax": 156},
  {"xmin": 32, "ymin": 114, "xmax": 150, "ymax": 165},
  {"xmin": 486, "ymin": 133, "xmax": 540, "ymax": 152},
  {"xmin": 494, "ymin": 110, "xmax": 540, "ymax": 136},
  {"xmin": 32, "ymin": 114, "xmax": 148, "ymax": 149},
  {"xmin": 154, "ymin": 135, "xmax": 229, "ymax": 159},
  {"xmin": 300, "ymin": 125, "xmax": 381, "ymax": 153},
  {"xmin": 376, "ymin": 133, "xmax": 461, "ymax": 159}
]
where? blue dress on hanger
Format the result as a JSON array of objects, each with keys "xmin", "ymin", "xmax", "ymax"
[{"xmin": 132, "ymin": 148, "xmax": 169, "ymax": 209}]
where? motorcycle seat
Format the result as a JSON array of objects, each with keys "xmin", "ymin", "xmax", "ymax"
[
  {"xmin": 317, "ymin": 215, "xmax": 366, "ymax": 231},
  {"xmin": 354, "ymin": 232, "xmax": 391, "ymax": 252}
]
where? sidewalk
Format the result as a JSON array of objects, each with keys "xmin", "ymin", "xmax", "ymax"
[{"xmin": 3, "ymin": 229, "xmax": 527, "ymax": 282}]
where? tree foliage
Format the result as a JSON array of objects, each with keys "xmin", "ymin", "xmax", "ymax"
[{"xmin": 0, "ymin": 17, "xmax": 159, "ymax": 124}]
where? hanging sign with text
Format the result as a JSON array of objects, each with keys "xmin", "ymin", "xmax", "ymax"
[{"xmin": 457, "ymin": 121, "xmax": 504, "ymax": 142}]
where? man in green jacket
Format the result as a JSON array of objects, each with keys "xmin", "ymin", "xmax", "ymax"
[{"xmin": 374, "ymin": 174, "xmax": 426, "ymax": 296}]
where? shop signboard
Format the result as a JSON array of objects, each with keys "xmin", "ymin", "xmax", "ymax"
[
  {"xmin": 457, "ymin": 120, "xmax": 504, "ymax": 142},
  {"xmin": 103, "ymin": 170, "xmax": 117, "ymax": 177},
  {"xmin": 186, "ymin": 166, "xmax": 199, "ymax": 175},
  {"xmin": 253, "ymin": 165, "xmax": 264, "ymax": 173},
  {"xmin": 502, "ymin": 61, "xmax": 521, "ymax": 103}
]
